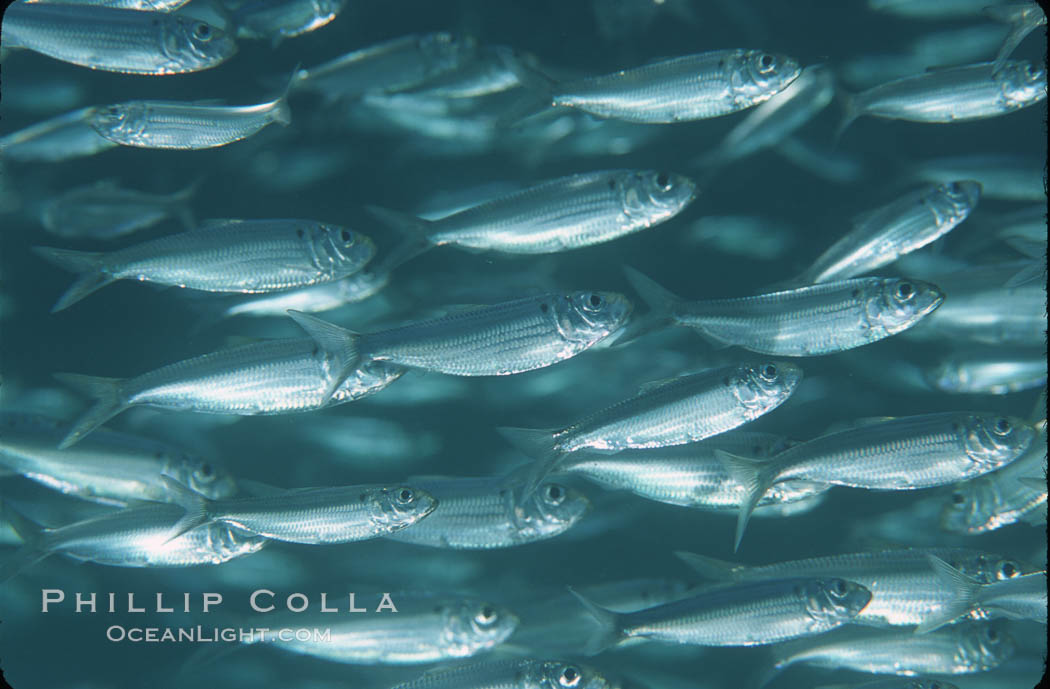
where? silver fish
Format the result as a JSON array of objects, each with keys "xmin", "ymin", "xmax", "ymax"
[
  {"xmin": 554, "ymin": 431, "xmax": 828, "ymax": 511},
  {"xmin": 721, "ymin": 412, "xmax": 1036, "ymax": 550},
  {"xmin": 88, "ymin": 91, "xmax": 291, "ymax": 150},
  {"xmin": 53, "ymin": 336, "xmax": 406, "ymax": 448},
  {"xmin": 39, "ymin": 179, "xmax": 197, "ymax": 240},
  {"xmin": 291, "ymin": 33, "xmax": 480, "ymax": 100},
  {"xmin": 247, "ymin": 594, "xmax": 518, "ymax": 664},
  {"xmin": 390, "ymin": 658, "xmax": 613, "ymax": 689},
  {"xmin": 0, "ymin": 411, "xmax": 236, "ymax": 505},
  {"xmin": 867, "ymin": 0, "xmax": 1005, "ymax": 18},
  {"xmin": 909, "ymin": 154, "xmax": 1045, "ymax": 201},
  {"xmin": 941, "ymin": 420, "xmax": 1047, "ymax": 533},
  {"xmin": 917, "ymin": 557, "xmax": 1047, "ymax": 632},
  {"xmin": 794, "ymin": 181, "xmax": 982, "ymax": 285},
  {"xmin": 162, "ymin": 478, "xmax": 436, "ymax": 544},
  {"xmin": 925, "ymin": 350, "xmax": 1047, "ymax": 394},
  {"xmin": 676, "ymin": 547, "xmax": 1032, "ymax": 628},
  {"xmin": 232, "ymin": 0, "xmax": 346, "ymax": 43},
  {"xmin": 0, "ymin": 106, "xmax": 117, "ymax": 162},
  {"xmin": 1, "ymin": 3, "xmax": 235, "ymax": 75},
  {"xmin": 22, "ymin": 0, "xmax": 192, "ymax": 9},
  {"xmin": 0, "ymin": 501, "xmax": 266, "ymax": 581},
  {"xmin": 839, "ymin": 61, "xmax": 1046, "ymax": 134},
  {"xmin": 508, "ymin": 48, "xmax": 803, "ymax": 123},
  {"xmin": 572, "ymin": 576, "xmax": 871, "ymax": 651},
  {"xmin": 35, "ymin": 219, "xmax": 375, "ymax": 312},
  {"xmin": 627, "ymin": 270, "xmax": 943, "ymax": 356},
  {"xmin": 367, "ymin": 170, "xmax": 696, "ymax": 267},
  {"xmin": 771, "ymin": 622, "xmax": 1015, "ymax": 677},
  {"xmin": 385, "ymin": 475, "xmax": 589, "ymax": 549},
  {"xmin": 285, "ymin": 290, "xmax": 631, "ymax": 382},
  {"xmin": 217, "ymin": 271, "xmax": 390, "ymax": 320}
]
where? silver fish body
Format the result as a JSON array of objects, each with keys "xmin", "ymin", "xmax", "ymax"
[
  {"xmin": 842, "ymin": 61, "xmax": 1046, "ymax": 129},
  {"xmin": 920, "ymin": 557, "xmax": 1047, "ymax": 631},
  {"xmin": 220, "ymin": 271, "xmax": 389, "ymax": 319},
  {"xmin": 40, "ymin": 180, "xmax": 197, "ymax": 240},
  {"xmin": 539, "ymin": 49, "xmax": 802, "ymax": 123},
  {"xmin": 0, "ymin": 411, "xmax": 236, "ymax": 505},
  {"xmin": 22, "ymin": 0, "xmax": 192, "ymax": 9},
  {"xmin": 925, "ymin": 350, "xmax": 1047, "ymax": 394},
  {"xmin": 390, "ymin": 658, "xmax": 613, "ymax": 689},
  {"xmin": 910, "ymin": 154, "xmax": 1045, "ymax": 201},
  {"xmin": 677, "ymin": 547, "xmax": 1033, "ymax": 628},
  {"xmin": 169, "ymin": 481, "xmax": 437, "ymax": 544},
  {"xmin": 413, "ymin": 170, "xmax": 697, "ymax": 255},
  {"xmin": 386, "ymin": 476, "xmax": 589, "ymax": 549},
  {"xmin": 253, "ymin": 595, "xmax": 518, "ymax": 664},
  {"xmin": 772, "ymin": 622, "xmax": 1015, "ymax": 676},
  {"xmin": 798, "ymin": 181, "xmax": 982, "ymax": 284},
  {"xmin": 0, "ymin": 106, "xmax": 116, "ymax": 162},
  {"xmin": 1, "ymin": 3, "xmax": 235, "ymax": 74},
  {"xmin": 232, "ymin": 0, "xmax": 346, "ymax": 42},
  {"xmin": 580, "ymin": 576, "xmax": 871, "ymax": 648},
  {"xmin": 88, "ymin": 96, "xmax": 290, "ymax": 149},
  {"xmin": 36, "ymin": 219, "xmax": 375, "ymax": 311}
]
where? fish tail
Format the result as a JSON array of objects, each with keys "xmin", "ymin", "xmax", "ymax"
[
  {"xmin": 496, "ymin": 426, "xmax": 563, "ymax": 496},
  {"xmin": 364, "ymin": 205, "xmax": 438, "ymax": 274},
  {"xmin": 270, "ymin": 64, "xmax": 298, "ymax": 127},
  {"xmin": 832, "ymin": 90, "xmax": 859, "ymax": 144},
  {"xmin": 286, "ymin": 310, "xmax": 361, "ymax": 404},
  {"xmin": 715, "ymin": 449, "xmax": 777, "ymax": 552},
  {"xmin": 158, "ymin": 476, "xmax": 213, "ymax": 543},
  {"xmin": 673, "ymin": 550, "xmax": 747, "ymax": 581},
  {"xmin": 914, "ymin": 555, "xmax": 983, "ymax": 634},
  {"xmin": 53, "ymin": 374, "xmax": 129, "ymax": 448},
  {"xmin": 0, "ymin": 502, "xmax": 49, "ymax": 582},
  {"xmin": 615, "ymin": 266, "xmax": 686, "ymax": 346},
  {"xmin": 569, "ymin": 587, "xmax": 625, "ymax": 655},
  {"xmin": 494, "ymin": 46, "xmax": 557, "ymax": 127},
  {"xmin": 32, "ymin": 246, "xmax": 113, "ymax": 312}
]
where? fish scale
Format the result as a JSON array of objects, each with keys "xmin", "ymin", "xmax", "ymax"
[{"xmin": 90, "ymin": 98, "xmax": 289, "ymax": 149}]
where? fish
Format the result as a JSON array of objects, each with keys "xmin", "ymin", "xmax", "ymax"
[
  {"xmin": 161, "ymin": 477, "xmax": 437, "ymax": 544},
  {"xmin": 924, "ymin": 349, "xmax": 1047, "ymax": 395},
  {"xmin": 0, "ymin": 105, "xmax": 117, "ymax": 162},
  {"xmin": 626, "ymin": 269, "xmax": 943, "ymax": 356},
  {"xmin": 720, "ymin": 412, "xmax": 1036, "ymax": 550},
  {"xmin": 0, "ymin": 500, "xmax": 266, "ymax": 581},
  {"xmin": 985, "ymin": 2, "xmax": 1047, "ymax": 71},
  {"xmin": 0, "ymin": 411, "xmax": 237, "ymax": 506},
  {"xmin": 909, "ymin": 154, "xmax": 1044, "ymax": 201},
  {"xmin": 34, "ymin": 219, "xmax": 375, "ymax": 312},
  {"xmin": 231, "ymin": 0, "xmax": 347, "ymax": 44},
  {"xmin": 213, "ymin": 271, "xmax": 390, "ymax": 321},
  {"xmin": 505, "ymin": 48, "xmax": 803, "ymax": 123},
  {"xmin": 940, "ymin": 420, "xmax": 1047, "ymax": 534},
  {"xmin": 838, "ymin": 61, "xmax": 1047, "ymax": 135},
  {"xmin": 389, "ymin": 658, "xmax": 614, "ymax": 689},
  {"xmin": 53, "ymin": 335, "xmax": 407, "ymax": 448},
  {"xmin": 916, "ymin": 557, "xmax": 1047, "ymax": 633},
  {"xmin": 88, "ymin": 88, "xmax": 292, "ymax": 150},
  {"xmin": 367, "ymin": 169, "xmax": 697, "ymax": 269},
  {"xmin": 283, "ymin": 290, "xmax": 631, "ymax": 385},
  {"xmin": 22, "ymin": 0, "xmax": 192, "ymax": 9},
  {"xmin": 0, "ymin": 3, "xmax": 235, "ymax": 75},
  {"xmin": 291, "ymin": 33, "xmax": 480, "ymax": 100},
  {"xmin": 769, "ymin": 622, "xmax": 1015, "ymax": 678},
  {"xmin": 571, "ymin": 576, "xmax": 871, "ymax": 651},
  {"xmin": 242, "ymin": 593, "xmax": 518, "ymax": 664},
  {"xmin": 675, "ymin": 547, "xmax": 1033, "ymax": 628},
  {"xmin": 791, "ymin": 181, "xmax": 982, "ymax": 285},
  {"xmin": 553, "ymin": 430, "xmax": 830, "ymax": 511},
  {"xmin": 384, "ymin": 473, "xmax": 589, "ymax": 549},
  {"xmin": 866, "ymin": 0, "xmax": 1008, "ymax": 19},
  {"xmin": 39, "ymin": 179, "xmax": 198, "ymax": 240}
]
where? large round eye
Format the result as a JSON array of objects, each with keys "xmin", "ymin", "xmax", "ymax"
[
  {"xmin": 992, "ymin": 418, "xmax": 1011, "ymax": 436},
  {"xmin": 196, "ymin": 463, "xmax": 214, "ymax": 480},
  {"xmin": 397, "ymin": 488, "xmax": 414, "ymax": 504},
  {"xmin": 758, "ymin": 54, "xmax": 776, "ymax": 72},
  {"xmin": 584, "ymin": 293, "xmax": 605, "ymax": 312},
  {"xmin": 192, "ymin": 22, "xmax": 213, "ymax": 41},
  {"xmin": 832, "ymin": 579, "xmax": 848, "ymax": 596},
  {"xmin": 559, "ymin": 665, "xmax": 581, "ymax": 687},
  {"xmin": 544, "ymin": 483, "xmax": 565, "ymax": 506},
  {"xmin": 760, "ymin": 363, "xmax": 778, "ymax": 381},
  {"xmin": 340, "ymin": 229, "xmax": 353, "ymax": 243},
  {"xmin": 998, "ymin": 560, "xmax": 1018, "ymax": 579},
  {"xmin": 951, "ymin": 491, "xmax": 966, "ymax": 505},
  {"xmin": 984, "ymin": 627, "xmax": 999, "ymax": 643},
  {"xmin": 656, "ymin": 172, "xmax": 671, "ymax": 190},
  {"xmin": 474, "ymin": 605, "xmax": 496, "ymax": 626},
  {"xmin": 894, "ymin": 281, "xmax": 914, "ymax": 300}
]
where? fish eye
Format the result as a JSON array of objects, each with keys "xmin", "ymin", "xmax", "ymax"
[
  {"xmin": 198, "ymin": 463, "xmax": 213, "ymax": 478},
  {"xmin": 758, "ymin": 54, "xmax": 776, "ymax": 72},
  {"xmin": 587, "ymin": 293, "xmax": 605, "ymax": 310},
  {"xmin": 985, "ymin": 627, "xmax": 999, "ymax": 643},
  {"xmin": 474, "ymin": 605, "xmax": 496, "ymax": 625},
  {"xmin": 760, "ymin": 363, "xmax": 778, "ymax": 381},
  {"xmin": 656, "ymin": 172, "xmax": 671, "ymax": 189},
  {"xmin": 951, "ymin": 491, "xmax": 966, "ymax": 505},
  {"xmin": 192, "ymin": 22, "xmax": 212, "ymax": 41},
  {"xmin": 340, "ymin": 229, "xmax": 353, "ymax": 243},
  {"xmin": 397, "ymin": 488, "xmax": 414, "ymax": 504},
  {"xmin": 832, "ymin": 579, "xmax": 847, "ymax": 596},
  {"xmin": 894, "ymin": 281, "xmax": 914, "ymax": 300},
  {"xmin": 992, "ymin": 418, "xmax": 1011, "ymax": 435},
  {"xmin": 544, "ymin": 483, "xmax": 565, "ymax": 505},
  {"xmin": 559, "ymin": 665, "xmax": 581, "ymax": 687},
  {"xmin": 999, "ymin": 561, "xmax": 1018, "ymax": 579}
]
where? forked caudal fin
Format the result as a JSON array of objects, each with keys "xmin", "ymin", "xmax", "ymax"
[
  {"xmin": 158, "ymin": 476, "xmax": 213, "ymax": 543},
  {"xmin": 496, "ymin": 426, "xmax": 563, "ymax": 497},
  {"xmin": 715, "ymin": 449, "xmax": 778, "ymax": 552},
  {"xmin": 618, "ymin": 266, "xmax": 683, "ymax": 345},
  {"xmin": 568, "ymin": 587, "xmax": 625, "ymax": 655},
  {"xmin": 287, "ymin": 310, "xmax": 360, "ymax": 404},
  {"xmin": 32, "ymin": 246, "xmax": 115, "ymax": 312},
  {"xmin": 53, "ymin": 373, "xmax": 129, "ymax": 448},
  {"xmin": 673, "ymin": 551, "xmax": 749, "ymax": 581},
  {"xmin": 492, "ymin": 46, "xmax": 559, "ymax": 127},
  {"xmin": 914, "ymin": 554, "xmax": 983, "ymax": 635},
  {"xmin": 0, "ymin": 501, "xmax": 50, "ymax": 582},
  {"xmin": 364, "ymin": 204, "xmax": 439, "ymax": 275}
]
